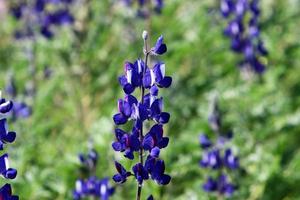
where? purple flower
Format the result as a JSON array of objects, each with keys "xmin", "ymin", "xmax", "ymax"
[
  {"xmin": 118, "ymin": 60, "xmax": 145, "ymax": 94},
  {"xmin": 97, "ymin": 178, "xmax": 115, "ymax": 200},
  {"xmin": 40, "ymin": 26, "xmax": 54, "ymax": 39},
  {"xmin": 200, "ymin": 150, "xmax": 222, "ymax": 169},
  {"xmin": 0, "ymin": 154, "xmax": 17, "ymax": 179},
  {"xmin": 250, "ymin": 0, "xmax": 260, "ymax": 16},
  {"xmin": 48, "ymin": 9, "xmax": 74, "ymax": 25},
  {"xmin": 145, "ymin": 157, "xmax": 171, "ymax": 185},
  {"xmin": 147, "ymin": 195, "xmax": 154, "ymax": 200},
  {"xmin": 235, "ymin": 0, "xmax": 248, "ymax": 17},
  {"xmin": 113, "ymin": 95, "xmax": 138, "ymax": 124},
  {"xmin": 221, "ymin": 0, "xmax": 268, "ymax": 74},
  {"xmin": 203, "ymin": 175, "xmax": 235, "ymax": 196},
  {"xmin": 10, "ymin": 0, "xmax": 74, "ymax": 40},
  {"xmin": 257, "ymin": 40, "xmax": 268, "ymax": 56},
  {"xmin": 199, "ymin": 134, "xmax": 212, "ymax": 149},
  {"xmin": 12, "ymin": 102, "xmax": 32, "ymax": 120},
  {"xmin": 73, "ymin": 180, "xmax": 87, "ymax": 199},
  {"xmin": 143, "ymin": 63, "xmax": 171, "ymax": 89},
  {"xmin": 112, "ymin": 128, "xmax": 140, "ymax": 159},
  {"xmin": 113, "ymin": 161, "xmax": 132, "ymax": 184},
  {"xmin": 10, "ymin": 4, "xmax": 24, "ymax": 19},
  {"xmin": 220, "ymin": 0, "xmax": 234, "ymax": 17},
  {"xmin": 203, "ymin": 177, "xmax": 217, "ymax": 192},
  {"xmin": 0, "ymin": 184, "xmax": 19, "ymax": 200},
  {"xmin": 248, "ymin": 17, "xmax": 259, "ymax": 38},
  {"xmin": 150, "ymin": 147, "xmax": 160, "ymax": 158},
  {"xmin": 154, "ymin": 0, "xmax": 163, "ymax": 13},
  {"xmin": 152, "ymin": 63, "xmax": 172, "ymax": 88},
  {"xmin": 0, "ymin": 99, "xmax": 13, "ymax": 114},
  {"xmin": 0, "ymin": 119, "xmax": 16, "ymax": 150},
  {"xmin": 199, "ymin": 100, "xmax": 239, "ymax": 196},
  {"xmin": 151, "ymin": 36, "xmax": 167, "ymax": 55},
  {"xmin": 132, "ymin": 163, "xmax": 149, "ymax": 184},
  {"xmin": 78, "ymin": 149, "xmax": 98, "ymax": 170},
  {"xmin": 143, "ymin": 124, "xmax": 169, "ymax": 151},
  {"xmin": 224, "ymin": 149, "xmax": 239, "ymax": 169},
  {"xmin": 73, "ymin": 177, "xmax": 114, "ymax": 200},
  {"xmin": 142, "ymin": 96, "xmax": 170, "ymax": 124},
  {"xmin": 0, "ymin": 95, "xmax": 18, "ymax": 198},
  {"xmin": 217, "ymin": 174, "xmax": 235, "ymax": 196},
  {"xmin": 34, "ymin": 0, "xmax": 45, "ymax": 12},
  {"xmin": 224, "ymin": 19, "xmax": 244, "ymax": 37},
  {"xmin": 74, "ymin": 149, "xmax": 114, "ymax": 200},
  {"xmin": 112, "ymin": 32, "xmax": 171, "ymax": 199}
]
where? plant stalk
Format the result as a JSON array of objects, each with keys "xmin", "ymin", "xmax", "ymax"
[{"xmin": 136, "ymin": 40, "xmax": 150, "ymax": 200}]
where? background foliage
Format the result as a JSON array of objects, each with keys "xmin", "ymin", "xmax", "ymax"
[{"xmin": 1, "ymin": 0, "xmax": 300, "ymax": 199}]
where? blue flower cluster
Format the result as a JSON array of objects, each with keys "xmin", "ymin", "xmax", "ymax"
[
  {"xmin": 122, "ymin": 0, "xmax": 164, "ymax": 18},
  {"xmin": 220, "ymin": 0, "xmax": 268, "ymax": 74},
  {"xmin": 5, "ymin": 76, "xmax": 32, "ymax": 121},
  {"xmin": 10, "ymin": 0, "xmax": 74, "ymax": 39},
  {"xmin": 112, "ymin": 31, "xmax": 171, "ymax": 199},
  {"xmin": 0, "ymin": 92, "xmax": 18, "ymax": 199},
  {"xmin": 73, "ymin": 149, "xmax": 114, "ymax": 200},
  {"xmin": 199, "ymin": 99, "xmax": 239, "ymax": 197}
]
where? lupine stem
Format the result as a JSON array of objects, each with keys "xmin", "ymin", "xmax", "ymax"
[
  {"xmin": 136, "ymin": 39, "xmax": 150, "ymax": 200},
  {"xmin": 136, "ymin": 182, "xmax": 142, "ymax": 200}
]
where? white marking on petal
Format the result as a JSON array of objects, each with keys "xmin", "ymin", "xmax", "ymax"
[
  {"xmin": 4, "ymin": 155, "xmax": 9, "ymax": 170},
  {"xmin": 236, "ymin": 1, "xmax": 245, "ymax": 15},
  {"xmin": 150, "ymin": 96, "xmax": 156, "ymax": 106},
  {"xmin": 87, "ymin": 181, "xmax": 93, "ymax": 190},
  {"xmin": 137, "ymin": 60, "xmax": 142, "ymax": 73},
  {"xmin": 132, "ymin": 104, "xmax": 139, "ymax": 119},
  {"xmin": 126, "ymin": 69, "xmax": 132, "ymax": 84},
  {"xmin": 221, "ymin": 1, "xmax": 229, "ymax": 12},
  {"xmin": 228, "ymin": 154, "xmax": 235, "ymax": 164},
  {"xmin": 210, "ymin": 156, "xmax": 216, "ymax": 166},
  {"xmin": 150, "ymin": 69, "xmax": 155, "ymax": 86},
  {"xmin": 232, "ymin": 22, "xmax": 239, "ymax": 35},
  {"xmin": 100, "ymin": 184, "xmax": 107, "ymax": 195},
  {"xmin": 160, "ymin": 63, "xmax": 165, "ymax": 78},
  {"xmin": 75, "ymin": 180, "xmax": 83, "ymax": 192}
]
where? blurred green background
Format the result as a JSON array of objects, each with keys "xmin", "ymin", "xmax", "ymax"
[{"xmin": 1, "ymin": 0, "xmax": 300, "ymax": 199}]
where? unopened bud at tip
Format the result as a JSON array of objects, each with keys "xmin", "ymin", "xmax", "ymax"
[{"xmin": 142, "ymin": 30, "xmax": 148, "ymax": 40}]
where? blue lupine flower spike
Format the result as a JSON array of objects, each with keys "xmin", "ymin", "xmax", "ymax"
[
  {"xmin": 112, "ymin": 31, "xmax": 171, "ymax": 200},
  {"xmin": 0, "ymin": 92, "xmax": 18, "ymax": 198},
  {"xmin": 10, "ymin": 0, "xmax": 74, "ymax": 39},
  {"xmin": 220, "ymin": 0, "xmax": 268, "ymax": 75},
  {"xmin": 199, "ymin": 99, "xmax": 239, "ymax": 197},
  {"xmin": 73, "ymin": 149, "xmax": 114, "ymax": 200}
]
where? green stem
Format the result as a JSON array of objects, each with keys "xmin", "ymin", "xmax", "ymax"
[{"xmin": 136, "ymin": 40, "xmax": 150, "ymax": 200}]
